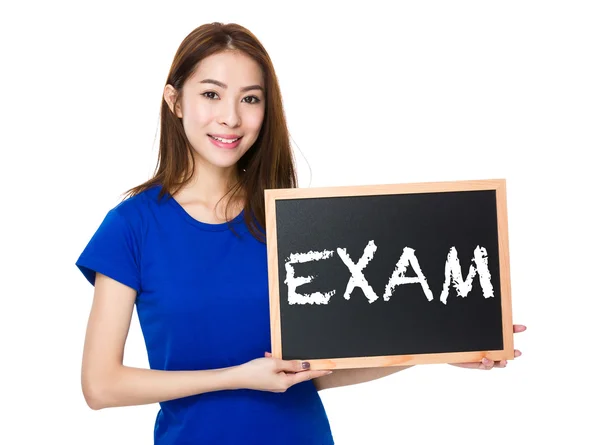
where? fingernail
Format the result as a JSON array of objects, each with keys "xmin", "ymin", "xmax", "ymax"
[
  {"xmin": 483, "ymin": 358, "xmax": 491, "ymax": 365},
  {"xmin": 302, "ymin": 362, "xmax": 310, "ymax": 370}
]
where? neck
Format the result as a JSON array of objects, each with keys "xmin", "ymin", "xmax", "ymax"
[
  {"xmin": 188, "ymin": 165, "xmax": 239, "ymax": 202},
  {"xmin": 174, "ymin": 157, "xmax": 244, "ymax": 219}
]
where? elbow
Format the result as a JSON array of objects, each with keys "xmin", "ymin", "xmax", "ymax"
[
  {"xmin": 84, "ymin": 395, "xmax": 104, "ymax": 411},
  {"xmin": 82, "ymin": 380, "xmax": 109, "ymax": 410},
  {"xmin": 82, "ymin": 371, "xmax": 117, "ymax": 410}
]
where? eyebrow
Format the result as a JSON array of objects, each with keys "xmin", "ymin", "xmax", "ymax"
[{"xmin": 199, "ymin": 79, "xmax": 264, "ymax": 93}]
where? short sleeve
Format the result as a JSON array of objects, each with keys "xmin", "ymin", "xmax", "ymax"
[{"xmin": 76, "ymin": 208, "xmax": 142, "ymax": 293}]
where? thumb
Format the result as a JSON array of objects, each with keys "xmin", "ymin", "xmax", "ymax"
[{"xmin": 264, "ymin": 352, "xmax": 272, "ymax": 358}]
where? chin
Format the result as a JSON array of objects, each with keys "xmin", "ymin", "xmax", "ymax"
[{"xmin": 194, "ymin": 151, "xmax": 245, "ymax": 170}]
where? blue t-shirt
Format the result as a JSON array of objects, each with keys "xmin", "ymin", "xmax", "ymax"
[{"xmin": 76, "ymin": 186, "xmax": 334, "ymax": 445}]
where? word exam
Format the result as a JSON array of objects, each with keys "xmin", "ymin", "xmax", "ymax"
[{"xmin": 283, "ymin": 240, "xmax": 495, "ymax": 305}]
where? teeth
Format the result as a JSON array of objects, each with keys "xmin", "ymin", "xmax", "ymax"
[{"xmin": 211, "ymin": 135, "xmax": 240, "ymax": 143}]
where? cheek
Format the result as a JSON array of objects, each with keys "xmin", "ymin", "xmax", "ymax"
[
  {"xmin": 246, "ymin": 109, "xmax": 265, "ymax": 133},
  {"xmin": 183, "ymin": 101, "xmax": 214, "ymax": 131}
]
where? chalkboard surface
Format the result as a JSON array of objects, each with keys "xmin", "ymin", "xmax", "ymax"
[{"xmin": 265, "ymin": 179, "xmax": 514, "ymax": 369}]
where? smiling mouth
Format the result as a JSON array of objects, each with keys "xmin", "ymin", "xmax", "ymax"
[{"xmin": 208, "ymin": 135, "xmax": 242, "ymax": 143}]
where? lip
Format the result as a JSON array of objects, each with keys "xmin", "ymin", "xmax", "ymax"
[
  {"xmin": 208, "ymin": 134, "xmax": 242, "ymax": 149},
  {"xmin": 209, "ymin": 134, "xmax": 242, "ymax": 139}
]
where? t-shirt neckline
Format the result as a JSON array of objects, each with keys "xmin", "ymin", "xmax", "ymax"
[{"xmin": 166, "ymin": 193, "xmax": 245, "ymax": 232}]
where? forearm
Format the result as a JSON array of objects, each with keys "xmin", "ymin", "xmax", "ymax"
[
  {"xmin": 83, "ymin": 365, "xmax": 241, "ymax": 410},
  {"xmin": 314, "ymin": 365, "xmax": 413, "ymax": 391}
]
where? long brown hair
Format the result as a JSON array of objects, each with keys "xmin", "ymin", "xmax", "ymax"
[{"xmin": 125, "ymin": 22, "xmax": 297, "ymax": 242}]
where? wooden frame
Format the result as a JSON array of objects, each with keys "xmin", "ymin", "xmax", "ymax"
[{"xmin": 265, "ymin": 178, "xmax": 514, "ymax": 369}]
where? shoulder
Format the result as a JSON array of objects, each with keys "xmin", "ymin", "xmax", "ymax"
[
  {"xmin": 111, "ymin": 185, "xmax": 165, "ymax": 223},
  {"xmin": 75, "ymin": 186, "xmax": 167, "ymax": 290}
]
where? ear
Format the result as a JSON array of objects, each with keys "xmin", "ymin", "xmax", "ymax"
[{"xmin": 163, "ymin": 84, "xmax": 183, "ymax": 118}]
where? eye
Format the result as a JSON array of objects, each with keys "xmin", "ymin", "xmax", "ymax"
[
  {"xmin": 202, "ymin": 91, "xmax": 219, "ymax": 100},
  {"xmin": 243, "ymin": 96, "xmax": 261, "ymax": 104}
]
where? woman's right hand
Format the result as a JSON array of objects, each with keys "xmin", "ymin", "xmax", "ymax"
[{"xmin": 234, "ymin": 354, "xmax": 332, "ymax": 393}]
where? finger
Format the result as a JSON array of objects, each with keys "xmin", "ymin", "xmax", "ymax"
[
  {"xmin": 513, "ymin": 324, "xmax": 527, "ymax": 333},
  {"xmin": 514, "ymin": 349, "xmax": 522, "ymax": 358},
  {"xmin": 289, "ymin": 370, "xmax": 333, "ymax": 385},
  {"xmin": 480, "ymin": 358, "xmax": 494, "ymax": 370},
  {"xmin": 451, "ymin": 362, "xmax": 481, "ymax": 369},
  {"xmin": 264, "ymin": 352, "xmax": 272, "ymax": 358},
  {"xmin": 278, "ymin": 360, "xmax": 311, "ymax": 373},
  {"xmin": 494, "ymin": 360, "xmax": 508, "ymax": 368}
]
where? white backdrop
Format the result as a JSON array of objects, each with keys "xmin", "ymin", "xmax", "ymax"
[{"xmin": 2, "ymin": 1, "xmax": 599, "ymax": 444}]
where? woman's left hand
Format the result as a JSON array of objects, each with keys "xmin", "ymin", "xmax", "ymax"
[{"xmin": 451, "ymin": 324, "xmax": 527, "ymax": 370}]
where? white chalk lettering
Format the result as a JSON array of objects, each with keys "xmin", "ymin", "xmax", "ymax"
[
  {"xmin": 382, "ymin": 247, "xmax": 434, "ymax": 302},
  {"xmin": 337, "ymin": 240, "xmax": 379, "ymax": 303},
  {"xmin": 439, "ymin": 246, "xmax": 495, "ymax": 305},
  {"xmin": 284, "ymin": 244, "xmax": 495, "ymax": 305},
  {"xmin": 284, "ymin": 249, "xmax": 336, "ymax": 305}
]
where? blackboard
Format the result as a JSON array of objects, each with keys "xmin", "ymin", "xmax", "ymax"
[{"xmin": 264, "ymin": 179, "xmax": 514, "ymax": 369}]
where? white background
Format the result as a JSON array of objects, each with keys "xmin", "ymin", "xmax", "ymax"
[{"xmin": 2, "ymin": 1, "xmax": 599, "ymax": 444}]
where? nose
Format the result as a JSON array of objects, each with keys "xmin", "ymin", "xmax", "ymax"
[{"xmin": 217, "ymin": 99, "xmax": 241, "ymax": 128}]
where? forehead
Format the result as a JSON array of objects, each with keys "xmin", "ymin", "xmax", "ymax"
[{"xmin": 189, "ymin": 51, "xmax": 264, "ymax": 86}]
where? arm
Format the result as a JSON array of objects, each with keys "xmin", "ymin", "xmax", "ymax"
[
  {"xmin": 82, "ymin": 273, "xmax": 238, "ymax": 409},
  {"xmin": 313, "ymin": 365, "xmax": 413, "ymax": 391},
  {"xmin": 82, "ymin": 273, "xmax": 329, "ymax": 410}
]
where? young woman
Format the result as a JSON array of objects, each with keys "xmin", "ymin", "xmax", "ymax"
[{"xmin": 76, "ymin": 22, "xmax": 525, "ymax": 444}]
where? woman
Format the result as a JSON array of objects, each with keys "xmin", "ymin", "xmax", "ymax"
[{"xmin": 76, "ymin": 22, "xmax": 525, "ymax": 444}]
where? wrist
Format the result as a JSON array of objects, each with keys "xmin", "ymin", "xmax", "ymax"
[{"xmin": 220, "ymin": 365, "xmax": 246, "ymax": 391}]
